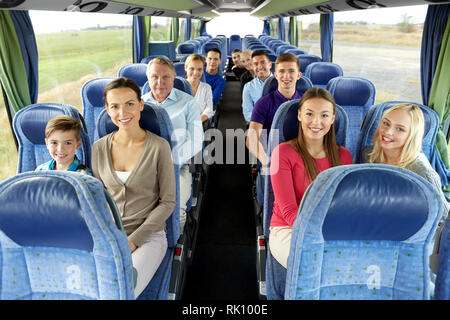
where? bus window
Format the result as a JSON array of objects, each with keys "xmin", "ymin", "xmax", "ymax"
[
  {"xmin": 333, "ymin": 5, "xmax": 426, "ymax": 103},
  {"xmin": 178, "ymin": 18, "xmax": 187, "ymax": 47},
  {"xmin": 283, "ymin": 18, "xmax": 290, "ymax": 43},
  {"xmin": 270, "ymin": 18, "xmax": 279, "ymax": 39},
  {"xmin": 150, "ymin": 16, "xmax": 171, "ymax": 41},
  {"xmin": 0, "ymin": 90, "xmax": 18, "ymax": 182},
  {"xmin": 203, "ymin": 13, "xmax": 263, "ymax": 38},
  {"xmin": 29, "ymin": 11, "xmax": 132, "ymax": 111},
  {"xmin": 191, "ymin": 19, "xmax": 202, "ymax": 39},
  {"xmin": 296, "ymin": 14, "xmax": 321, "ymax": 56}
]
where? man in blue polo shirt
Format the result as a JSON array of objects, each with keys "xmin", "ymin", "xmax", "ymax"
[
  {"xmin": 241, "ymin": 50, "xmax": 273, "ymax": 124},
  {"xmin": 246, "ymin": 53, "xmax": 302, "ymax": 168},
  {"xmin": 205, "ymin": 48, "xmax": 226, "ymax": 107}
]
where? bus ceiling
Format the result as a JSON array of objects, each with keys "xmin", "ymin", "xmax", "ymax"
[{"xmin": 0, "ymin": 0, "xmax": 449, "ymax": 20}]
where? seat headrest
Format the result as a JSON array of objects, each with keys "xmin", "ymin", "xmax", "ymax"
[
  {"xmin": 118, "ymin": 64, "xmax": 148, "ymax": 88},
  {"xmin": 262, "ymin": 76, "xmax": 313, "ymax": 97},
  {"xmin": 96, "ymin": 103, "xmax": 161, "ymax": 139},
  {"xmin": 0, "ymin": 174, "xmax": 94, "ymax": 251},
  {"xmin": 328, "ymin": 77, "xmax": 375, "ymax": 107},
  {"xmin": 82, "ymin": 78, "xmax": 115, "ymax": 108},
  {"xmin": 306, "ymin": 62, "xmax": 343, "ymax": 86},
  {"xmin": 17, "ymin": 106, "xmax": 67, "ymax": 144},
  {"xmin": 323, "ymin": 168, "xmax": 429, "ymax": 241}
]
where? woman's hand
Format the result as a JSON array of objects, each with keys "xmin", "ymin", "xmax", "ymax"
[{"xmin": 128, "ymin": 238, "xmax": 137, "ymax": 253}]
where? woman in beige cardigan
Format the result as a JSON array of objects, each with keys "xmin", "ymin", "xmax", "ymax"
[{"xmin": 91, "ymin": 77, "xmax": 176, "ymax": 299}]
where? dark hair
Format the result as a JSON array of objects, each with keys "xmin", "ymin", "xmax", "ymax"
[
  {"xmin": 103, "ymin": 77, "xmax": 141, "ymax": 105},
  {"xmin": 207, "ymin": 47, "xmax": 221, "ymax": 59},
  {"xmin": 232, "ymin": 48, "xmax": 242, "ymax": 54},
  {"xmin": 251, "ymin": 50, "xmax": 270, "ymax": 61},
  {"xmin": 293, "ymin": 87, "xmax": 341, "ymax": 182}
]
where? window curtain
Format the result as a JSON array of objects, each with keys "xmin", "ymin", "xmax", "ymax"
[
  {"xmin": 132, "ymin": 16, "xmax": 151, "ymax": 63},
  {"xmin": 320, "ymin": 13, "xmax": 334, "ymax": 62},
  {"xmin": 263, "ymin": 20, "xmax": 270, "ymax": 36},
  {"xmin": 186, "ymin": 18, "xmax": 192, "ymax": 40},
  {"xmin": 428, "ymin": 11, "xmax": 450, "ymax": 189},
  {"xmin": 0, "ymin": 10, "xmax": 33, "ymax": 118},
  {"xmin": 200, "ymin": 20, "xmax": 207, "ymax": 36},
  {"xmin": 10, "ymin": 10, "xmax": 38, "ymax": 105},
  {"xmin": 171, "ymin": 18, "xmax": 179, "ymax": 46},
  {"xmin": 420, "ymin": 5, "xmax": 450, "ymax": 106},
  {"xmin": 289, "ymin": 17, "xmax": 297, "ymax": 46},
  {"xmin": 278, "ymin": 17, "xmax": 285, "ymax": 40}
]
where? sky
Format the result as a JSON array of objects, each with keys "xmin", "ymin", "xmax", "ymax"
[{"xmin": 29, "ymin": 4, "xmax": 428, "ymax": 35}]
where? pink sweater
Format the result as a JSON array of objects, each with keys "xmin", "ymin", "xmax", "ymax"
[{"xmin": 270, "ymin": 143, "xmax": 352, "ymax": 227}]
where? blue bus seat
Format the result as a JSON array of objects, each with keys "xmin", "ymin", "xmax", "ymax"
[
  {"xmin": 435, "ymin": 217, "xmax": 450, "ymax": 300},
  {"xmin": 276, "ymin": 45, "xmax": 297, "ymax": 55},
  {"xmin": 229, "ymin": 34, "xmax": 242, "ymax": 54},
  {"xmin": 262, "ymin": 100, "xmax": 348, "ymax": 300},
  {"xmin": 12, "ymin": 102, "xmax": 91, "ymax": 172},
  {"xmin": 261, "ymin": 75, "xmax": 313, "ymax": 97},
  {"xmin": 117, "ymin": 63, "xmax": 148, "ymax": 89},
  {"xmin": 296, "ymin": 54, "xmax": 322, "ymax": 73},
  {"xmin": 177, "ymin": 43, "xmax": 196, "ymax": 55},
  {"xmin": 96, "ymin": 103, "xmax": 181, "ymax": 300},
  {"xmin": 149, "ymin": 41, "xmax": 176, "ymax": 61},
  {"xmin": 354, "ymin": 100, "xmax": 450, "ymax": 189},
  {"xmin": 0, "ymin": 171, "xmax": 134, "ymax": 299},
  {"xmin": 174, "ymin": 62, "xmax": 187, "ymax": 78},
  {"xmin": 81, "ymin": 77, "xmax": 116, "ymax": 146},
  {"xmin": 327, "ymin": 76, "xmax": 376, "ymax": 158},
  {"xmin": 304, "ymin": 62, "xmax": 344, "ymax": 88},
  {"xmin": 140, "ymin": 55, "xmax": 170, "ymax": 64},
  {"xmin": 285, "ymin": 48, "xmax": 307, "ymax": 56},
  {"xmin": 283, "ymin": 164, "xmax": 443, "ymax": 300}
]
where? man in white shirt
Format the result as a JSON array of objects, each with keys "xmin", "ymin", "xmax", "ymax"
[{"xmin": 142, "ymin": 57, "xmax": 204, "ymax": 234}]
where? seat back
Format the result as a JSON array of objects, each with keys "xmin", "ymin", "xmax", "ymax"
[
  {"xmin": 177, "ymin": 43, "xmax": 196, "ymax": 55},
  {"xmin": 117, "ymin": 63, "xmax": 148, "ymax": 89},
  {"xmin": 149, "ymin": 41, "xmax": 176, "ymax": 61},
  {"xmin": 0, "ymin": 171, "xmax": 134, "ymax": 299},
  {"xmin": 304, "ymin": 62, "xmax": 344, "ymax": 88},
  {"xmin": 261, "ymin": 75, "xmax": 313, "ymax": 97},
  {"xmin": 285, "ymin": 48, "xmax": 307, "ymax": 56},
  {"xmin": 327, "ymin": 76, "xmax": 376, "ymax": 158},
  {"xmin": 284, "ymin": 164, "xmax": 443, "ymax": 300},
  {"xmin": 81, "ymin": 77, "xmax": 116, "ymax": 146},
  {"xmin": 276, "ymin": 45, "xmax": 297, "ymax": 55},
  {"xmin": 296, "ymin": 54, "xmax": 322, "ymax": 73},
  {"xmin": 141, "ymin": 76, "xmax": 193, "ymax": 97},
  {"xmin": 96, "ymin": 103, "xmax": 180, "ymax": 300},
  {"xmin": 13, "ymin": 103, "xmax": 91, "ymax": 173},
  {"xmin": 435, "ymin": 218, "xmax": 450, "ymax": 300},
  {"xmin": 353, "ymin": 100, "xmax": 450, "ymax": 188},
  {"xmin": 140, "ymin": 55, "xmax": 170, "ymax": 64},
  {"xmin": 229, "ymin": 34, "xmax": 242, "ymax": 54}
]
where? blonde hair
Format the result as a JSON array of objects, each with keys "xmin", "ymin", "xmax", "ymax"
[
  {"xmin": 241, "ymin": 49, "xmax": 252, "ymax": 58},
  {"xmin": 184, "ymin": 54, "xmax": 205, "ymax": 69},
  {"xmin": 369, "ymin": 103, "xmax": 424, "ymax": 168},
  {"xmin": 146, "ymin": 56, "xmax": 176, "ymax": 75}
]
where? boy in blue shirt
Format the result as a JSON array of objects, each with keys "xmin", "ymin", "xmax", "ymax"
[
  {"xmin": 205, "ymin": 48, "xmax": 226, "ymax": 107},
  {"xmin": 36, "ymin": 115, "xmax": 91, "ymax": 175}
]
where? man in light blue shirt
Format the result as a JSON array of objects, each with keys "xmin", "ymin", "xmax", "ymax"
[
  {"xmin": 241, "ymin": 50, "xmax": 273, "ymax": 123},
  {"xmin": 142, "ymin": 57, "xmax": 204, "ymax": 234}
]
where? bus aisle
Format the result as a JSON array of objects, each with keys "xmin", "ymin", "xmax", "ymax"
[{"xmin": 183, "ymin": 80, "xmax": 259, "ymax": 300}]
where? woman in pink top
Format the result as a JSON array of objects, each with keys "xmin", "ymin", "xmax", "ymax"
[{"xmin": 269, "ymin": 87, "xmax": 352, "ymax": 268}]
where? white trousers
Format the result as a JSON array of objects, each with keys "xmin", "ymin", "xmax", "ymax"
[
  {"xmin": 179, "ymin": 164, "xmax": 193, "ymax": 234},
  {"xmin": 132, "ymin": 230, "xmax": 167, "ymax": 299},
  {"xmin": 269, "ymin": 226, "xmax": 292, "ymax": 269}
]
